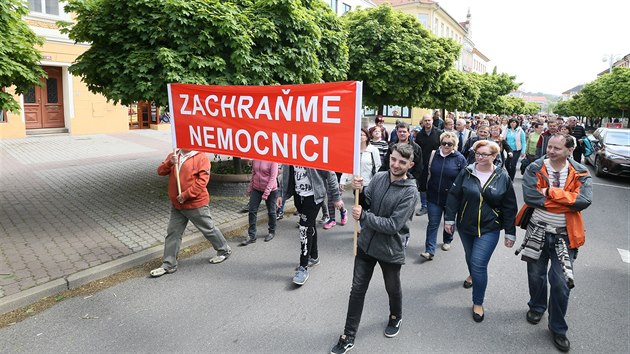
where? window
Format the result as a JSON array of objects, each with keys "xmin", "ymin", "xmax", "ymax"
[
  {"xmin": 434, "ymin": 18, "xmax": 438, "ymax": 33},
  {"xmin": 342, "ymin": 3, "xmax": 351, "ymax": 14},
  {"xmin": 382, "ymin": 105, "xmax": 411, "ymax": 119},
  {"xmin": 329, "ymin": 0, "xmax": 338, "ymax": 13},
  {"xmin": 440, "ymin": 23, "xmax": 444, "ymax": 37},
  {"xmin": 417, "ymin": 14, "xmax": 429, "ymax": 28},
  {"xmin": 28, "ymin": 0, "xmax": 60, "ymax": 16}
]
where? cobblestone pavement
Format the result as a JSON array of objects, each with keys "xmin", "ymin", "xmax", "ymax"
[{"xmin": 0, "ymin": 130, "xmax": 251, "ymax": 303}]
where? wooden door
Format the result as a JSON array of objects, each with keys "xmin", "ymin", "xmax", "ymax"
[
  {"xmin": 24, "ymin": 84, "xmax": 43, "ymax": 129},
  {"xmin": 42, "ymin": 67, "xmax": 65, "ymax": 128},
  {"xmin": 24, "ymin": 66, "xmax": 65, "ymax": 129}
]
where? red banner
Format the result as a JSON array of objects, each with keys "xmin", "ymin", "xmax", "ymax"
[{"xmin": 167, "ymin": 82, "xmax": 362, "ymax": 174}]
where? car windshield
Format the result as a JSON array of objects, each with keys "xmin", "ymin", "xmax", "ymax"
[{"xmin": 605, "ymin": 131, "xmax": 630, "ymax": 146}]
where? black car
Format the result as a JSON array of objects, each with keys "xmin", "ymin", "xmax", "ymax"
[{"xmin": 585, "ymin": 128, "xmax": 630, "ymax": 177}]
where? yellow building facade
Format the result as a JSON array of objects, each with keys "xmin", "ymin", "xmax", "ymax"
[{"xmin": 0, "ymin": 2, "xmax": 152, "ymax": 139}]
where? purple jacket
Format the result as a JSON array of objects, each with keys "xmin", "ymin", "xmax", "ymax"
[{"xmin": 248, "ymin": 160, "xmax": 279, "ymax": 200}]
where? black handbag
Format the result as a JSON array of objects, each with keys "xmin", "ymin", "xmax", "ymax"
[{"xmin": 518, "ymin": 206, "xmax": 534, "ymax": 230}]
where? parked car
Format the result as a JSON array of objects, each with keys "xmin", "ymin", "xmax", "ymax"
[{"xmin": 585, "ymin": 128, "xmax": 630, "ymax": 177}]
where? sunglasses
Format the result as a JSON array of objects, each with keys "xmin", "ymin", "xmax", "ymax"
[{"xmin": 441, "ymin": 141, "xmax": 454, "ymax": 147}]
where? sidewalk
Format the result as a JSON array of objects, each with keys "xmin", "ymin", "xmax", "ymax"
[{"xmin": 0, "ymin": 130, "xmax": 260, "ymax": 315}]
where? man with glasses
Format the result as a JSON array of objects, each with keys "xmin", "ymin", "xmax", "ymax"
[{"xmin": 516, "ymin": 134, "xmax": 592, "ymax": 352}]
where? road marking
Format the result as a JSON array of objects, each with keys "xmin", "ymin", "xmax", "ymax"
[
  {"xmin": 592, "ymin": 182, "xmax": 630, "ymax": 190},
  {"xmin": 618, "ymin": 248, "xmax": 630, "ymax": 263}
]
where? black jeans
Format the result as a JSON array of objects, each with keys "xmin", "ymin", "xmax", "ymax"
[
  {"xmin": 506, "ymin": 150, "xmax": 521, "ymax": 181},
  {"xmin": 294, "ymin": 195, "xmax": 320, "ymax": 268},
  {"xmin": 343, "ymin": 246, "xmax": 402, "ymax": 338}
]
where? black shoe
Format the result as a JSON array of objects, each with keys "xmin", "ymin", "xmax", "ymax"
[
  {"xmin": 331, "ymin": 335, "xmax": 354, "ymax": 354},
  {"xmin": 276, "ymin": 212, "xmax": 284, "ymax": 220},
  {"xmin": 472, "ymin": 306, "xmax": 484, "ymax": 323},
  {"xmin": 384, "ymin": 315, "xmax": 402, "ymax": 337},
  {"xmin": 526, "ymin": 310, "xmax": 543, "ymax": 324},
  {"xmin": 239, "ymin": 238, "xmax": 256, "ymax": 246},
  {"xmin": 264, "ymin": 233, "xmax": 275, "ymax": 242},
  {"xmin": 415, "ymin": 208, "xmax": 427, "ymax": 216},
  {"xmin": 552, "ymin": 332, "xmax": 570, "ymax": 352},
  {"xmin": 463, "ymin": 279, "xmax": 473, "ymax": 289}
]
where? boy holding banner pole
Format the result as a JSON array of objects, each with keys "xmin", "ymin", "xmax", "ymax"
[
  {"xmin": 150, "ymin": 149, "xmax": 232, "ymax": 277},
  {"xmin": 331, "ymin": 143, "xmax": 419, "ymax": 354}
]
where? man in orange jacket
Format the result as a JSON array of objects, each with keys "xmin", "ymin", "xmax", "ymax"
[
  {"xmin": 150, "ymin": 149, "xmax": 232, "ymax": 277},
  {"xmin": 516, "ymin": 134, "xmax": 592, "ymax": 352}
]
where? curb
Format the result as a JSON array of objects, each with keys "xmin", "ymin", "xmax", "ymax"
[{"xmin": 0, "ymin": 201, "xmax": 296, "ymax": 316}]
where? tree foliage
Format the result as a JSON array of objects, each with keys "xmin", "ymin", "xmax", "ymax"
[
  {"xmin": 470, "ymin": 70, "xmax": 519, "ymax": 114},
  {"xmin": 342, "ymin": 5, "xmax": 459, "ymax": 109},
  {"xmin": 554, "ymin": 68, "xmax": 630, "ymax": 121},
  {"xmin": 60, "ymin": 0, "xmax": 348, "ymax": 107},
  {"xmin": 421, "ymin": 68, "xmax": 480, "ymax": 112},
  {"xmin": 0, "ymin": 0, "xmax": 46, "ymax": 113}
]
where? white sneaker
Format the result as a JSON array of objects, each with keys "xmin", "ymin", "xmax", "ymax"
[{"xmin": 441, "ymin": 243, "xmax": 451, "ymax": 251}]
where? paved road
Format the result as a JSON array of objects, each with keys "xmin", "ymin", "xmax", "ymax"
[{"xmin": 1, "ymin": 173, "xmax": 628, "ymax": 353}]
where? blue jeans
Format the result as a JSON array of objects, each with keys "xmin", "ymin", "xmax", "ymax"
[
  {"xmin": 424, "ymin": 202, "xmax": 453, "ymax": 255},
  {"xmin": 527, "ymin": 232, "xmax": 576, "ymax": 336},
  {"xmin": 459, "ymin": 230, "xmax": 500, "ymax": 305},
  {"xmin": 420, "ymin": 191, "xmax": 427, "ymax": 209},
  {"xmin": 248, "ymin": 189, "xmax": 277, "ymax": 239}
]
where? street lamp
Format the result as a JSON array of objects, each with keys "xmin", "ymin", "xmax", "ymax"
[{"xmin": 602, "ymin": 54, "xmax": 622, "ymax": 74}]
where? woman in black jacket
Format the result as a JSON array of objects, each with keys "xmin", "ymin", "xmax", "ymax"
[
  {"xmin": 421, "ymin": 132, "xmax": 467, "ymax": 260},
  {"xmin": 444, "ymin": 140, "xmax": 518, "ymax": 323}
]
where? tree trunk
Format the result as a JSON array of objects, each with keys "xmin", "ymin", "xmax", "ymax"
[{"xmin": 233, "ymin": 157, "xmax": 243, "ymax": 174}]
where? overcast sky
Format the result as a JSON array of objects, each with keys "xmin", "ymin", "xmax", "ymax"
[{"xmin": 434, "ymin": 0, "xmax": 629, "ymax": 95}]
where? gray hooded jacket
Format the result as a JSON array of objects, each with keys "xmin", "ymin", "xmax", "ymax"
[
  {"xmin": 278, "ymin": 166, "xmax": 340, "ymax": 206},
  {"xmin": 358, "ymin": 171, "xmax": 419, "ymax": 264}
]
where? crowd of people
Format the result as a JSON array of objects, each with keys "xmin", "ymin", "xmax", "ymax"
[{"xmin": 149, "ymin": 111, "xmax": 592, "ymax": 354}]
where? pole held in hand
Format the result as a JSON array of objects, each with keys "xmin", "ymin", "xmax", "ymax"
[
  {"xmin": 353, "ymin": 176, "xmax": 360, "ymax": 257},
  {"xmin": 173, "ymin": 149, "xmax": 182, "ymax": 195}
]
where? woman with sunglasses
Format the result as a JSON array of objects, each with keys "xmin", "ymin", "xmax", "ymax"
[
  {"xmin": 444, "ymin": 140, "xmax": 518, "ymax": 323},
  {"xmin": 420, "ymin": 132, "xmax": 467, "ymax": 260}
]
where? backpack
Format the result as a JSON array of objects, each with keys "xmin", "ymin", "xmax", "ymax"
[{"xmin": 581, "ymin": 137, "xmax": 594, "ymax": 157}]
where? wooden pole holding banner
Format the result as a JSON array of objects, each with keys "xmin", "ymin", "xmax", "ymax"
[
  {"xmin": 173, "ymin": 148, "xmax": 182, "ymax": 195},
  {"xmin": 353, "ymin": 180, "xmax": 360, "ymax": 256}
]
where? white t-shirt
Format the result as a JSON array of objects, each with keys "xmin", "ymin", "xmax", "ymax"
[
  {"xmin": 294, "ymin": 166, "xmax": 314, "ymax": 197},
  {"xmin": 340, "ymin": 145, "xmax": 382, "ymax": 186},
  {"xmin": 474, "ymin": 166, "xmax": 494, "ymax": 187}
]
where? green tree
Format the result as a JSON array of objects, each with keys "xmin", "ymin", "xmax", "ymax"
[
  {"xmin": 342, "ymin": 5, "xmax": 459, "ymax": 111},
  {"xmin": 523, "ymin": 102, "xmax": 540, "ymax": 115},
  {"xmin": 582, "ymin": 68, "xmax": 630, "ymax": 119},
  {"xmin": 60, "ymin": 0, "xmax": 348, "ymax": 108},
  {"xmin": 421, "ymin": 69, "xmax": 480, "ymax": 112},
  {"xmin": 470, "ymin": 69, "xmax": 519, "ymax": 114},
  {"xmin": 0, "ymin": 0, "xmax": 46, "ymax": 113},
  {"xmin": 553, "ymin": 100, "xmax": 571, "ymax": 116}
]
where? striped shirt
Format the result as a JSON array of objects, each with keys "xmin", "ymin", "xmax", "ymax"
[
  {"xmin": 371, "ymin": 140, "xmax": 389, "ymax": 165},
  {"xmin": 531, "ymin": 159, "xmax": 569, "ymax": 228}
]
